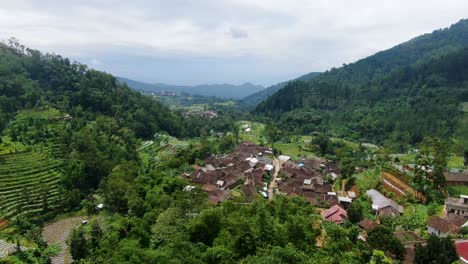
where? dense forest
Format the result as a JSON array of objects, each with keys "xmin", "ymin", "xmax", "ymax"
[
  {"xmin": 240, "ymin": 72, "xmax": 321, "ymax": 106},
  {"xmin": 256, "ymin": 19, "xmax": 468, "ymax": 152}
]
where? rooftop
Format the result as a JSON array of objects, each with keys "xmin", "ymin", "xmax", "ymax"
[
  {"xmin": 427, "ymin": 215, "xmax": 461, "ymax": 234},
  {"xmin": 322, "ymin": 205, "xmax": 347, "ymax": 224},
  {"xmin": 366, "ymin": 189, "xmax": 404, "ymax": 213}
]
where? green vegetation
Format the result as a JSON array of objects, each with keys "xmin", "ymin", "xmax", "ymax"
[
  {"xmin": 414, "ymin": 236, "xmax": 458, "ymax": 264},
  {"xmin": 0, "ymin": 145, "xmax": 63, "ymax": 219},
  {"xmin": 447, "ymin": 185, "xmax": 468, "ymax": 196},
  {"xmin": 256, "ymin": 19, "xmax": 468, "ymax": 152}
]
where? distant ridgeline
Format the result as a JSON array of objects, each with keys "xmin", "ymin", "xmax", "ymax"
[
  {"xmin": 117, "ymin": 77, "xmax": 265, "ymax": 100},
  {"xmin": 241, "ymin": 71, "xmax": 321, "ymax": 106},
  {"xmin": 255, "ymin": 19, "xmax": 468, "ymax": 150}
]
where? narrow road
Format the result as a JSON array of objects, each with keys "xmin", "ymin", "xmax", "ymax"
[
  {"xmin": 42, "ymin": 216, "xmax": 87, "ymax": 264},
  {"xmin": 268, "ymin": 158, "xmax": 280, "ymax": 200}
]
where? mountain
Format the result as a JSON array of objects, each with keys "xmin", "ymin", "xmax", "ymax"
[
  {"xmin": 241, "ymin": 72, "xmax": 321, "ymax": 106},
  {"xmin": 117, "ymin": 77, "xmax": 264, "ymax": 99},
  {"xmin": 256, "ymin": 19, "xmax": 468, "ymax": 150}
]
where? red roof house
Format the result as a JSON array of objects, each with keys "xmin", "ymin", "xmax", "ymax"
[{"xmin": 322, "ymin": 205, "xmax": 348, "ymax": 224}]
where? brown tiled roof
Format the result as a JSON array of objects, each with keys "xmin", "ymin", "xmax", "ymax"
[
  {"xmin": 427, "ymin": 215, "xmax": 461, "ymax": 234},
  {"xmin": 444, "ymin": 171, "xmax": 468, "ymax": 182},
  {"xmin": 446, "ymin": 214, "xmax": 467, "ymax": 227}
]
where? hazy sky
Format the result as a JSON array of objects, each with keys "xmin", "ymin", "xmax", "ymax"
[{"xmin": 1, "ymin": 0, "xmax": 467, "ymax": 86}]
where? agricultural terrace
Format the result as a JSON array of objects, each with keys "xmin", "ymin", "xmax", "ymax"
[{"xmin": 0, "ymin": 145, "xmax": 64, "ymax": 218}]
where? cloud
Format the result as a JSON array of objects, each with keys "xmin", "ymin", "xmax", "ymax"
[
  {"xmin": 0, "ymin": 0, "xmax": 467, "ymax": 85},
  {"xmin": 228, "ymin": 27, "xmax": 248, "ymax": 39}
]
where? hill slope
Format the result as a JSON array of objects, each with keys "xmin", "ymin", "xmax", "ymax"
[
  {"xmin": 118, "ymin": 77, "xmax": 264, "ymax": 99},
  {"xmin": 256, "ymin": 19, "xmax": 468, "ymax": 150},
  {"xmin": 241, "ymin": 72, "xmax": 321, "ymax": 106}
]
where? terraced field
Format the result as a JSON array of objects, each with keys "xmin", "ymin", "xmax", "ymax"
[{"xmin": 0, "ymin": 145, "xmax": 64, "ymax": 218}]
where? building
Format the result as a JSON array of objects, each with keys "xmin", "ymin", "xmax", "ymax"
[
  {"xmin": 427, "ymin": 215, "xmax": 462, "ymax": 237},
  {"xmin": 366, "ymin": 189, "xmax": 404, "ymax": 217},
  {"xmin": 446, "ymin": 195, "xmax": 468, "ymax": 217},
  {"xmin": 322, "ymin": 205, "xmax": 348, "ymax": 224},
  {"xmin": 445, "ymin": 171, "xmax": 468, "ymax": 186}
]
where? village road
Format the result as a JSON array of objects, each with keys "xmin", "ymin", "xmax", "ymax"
[{"xmin": 268, "ymin": 158, "xmax": 280, "ymax": 200}]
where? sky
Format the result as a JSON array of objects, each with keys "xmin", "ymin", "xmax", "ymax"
[{"xmin": 1, "ymin": 0, "xmax": 467, "ymax": 86}]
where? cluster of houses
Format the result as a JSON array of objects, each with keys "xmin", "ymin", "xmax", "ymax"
[
  {"xmin": 427, "ymin": 195, "xmax": 468, "ymax": 237},
  {"xmin": 183, "ymin": 142, "xmax": 468, "ymax": 263},
  {"xmin": 185, "ymin": 142, "xmax": 274, "ymax": 203},
  {"xmin": 184, "ymin": 110, "xmax": 218, "ymax": 119}
]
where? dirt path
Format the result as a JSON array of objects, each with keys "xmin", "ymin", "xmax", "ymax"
[
  {"xmin": 42, "ymin": 216, "xmax": 87, "ymax": 264},
  {"xmin": 268, "ymin": 158, "xmax": 280, "ymax": 200}
]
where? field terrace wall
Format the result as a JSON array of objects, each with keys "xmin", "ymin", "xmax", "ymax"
[
  {"xmin": 277, "ymin": 158, "xmax": 338, "ymax": 207},
  {"xmin": 188, "ymin": 142, "xmax": 274, "ymax": 203}
]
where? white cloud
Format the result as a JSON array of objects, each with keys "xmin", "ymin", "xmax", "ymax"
[{"xmin": 0, "ymin": 0, "xmax": 467, "ymax": 85}]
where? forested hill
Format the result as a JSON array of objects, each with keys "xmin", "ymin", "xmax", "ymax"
[
  {"xmin": 0, "ymin": 41, "xmax": 184, "ymax": 138},
  {"xmin": 255, "ymin": 19, "xmax": 468, "ymax": 150},
  {"xmin": 241, "ymin": 71, "xmax": 321, "ymax": 106},
  {"xmin": 118, "ymin": 77, "xmax": 265, "ymax": 99}
]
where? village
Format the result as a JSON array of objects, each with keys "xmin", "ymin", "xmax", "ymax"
[{"xmin": 181, "ymin": 139, "xmax": 468, "ymax": 263}]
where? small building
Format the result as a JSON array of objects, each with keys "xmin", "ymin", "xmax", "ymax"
[
  {"xmin": 216, "ymin": 180, "xmax": 225, "ymax": 188},
  {"xmin": 96, "ymin": 203, "xmax": 104, "ymax": 210},
  {"xmin": 444, "ymin": 171, "xmax": 468, "ymax": 186},
  {"xmin": 264, "ymin": 164, "xmax": 274, "ymax": 171},
  {"xmin": 446, "ymin": 195, "xmax": 468, "ymax": 217},
  {"xmin": 303, "ymin": 179, "xmax": 312, "ymax": 185},
  {"xmin": 427, "ymin": 215, "xmax": 461, "ymax": 237},
  {"xmin": 322, "ymin": 205, "xmax": 348, "ymax": 224},
  {"xmin": 278, "ymin": 155, "xmax": 291, "ymax": 163},
  {"xmin": 366, "ymin": 189, "xmax": 403, "ymax": 217},
  {"xmin": 183, "ymin": 185, "xmax": 196, "ymax": 192}
]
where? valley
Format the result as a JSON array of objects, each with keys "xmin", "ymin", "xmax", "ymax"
[{"xmin": 0, "ymin": 15, "xmax": 467, "ymax": 264}]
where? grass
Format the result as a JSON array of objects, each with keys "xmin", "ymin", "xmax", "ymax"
[
  {"xmin": 462, "ymin": 102, "xmax": 468, "ymax": 113},
  {"xmin": 448, "ymin": 156, "xmax": 465, "ymax": 169},
  {"xmin": 447, "ymin": 185, "xmax": 468, "ymax": 197},
  {"xmin": 15, "ymin": 107, "xmax": 62, "ymax": 120},
  {"xmin": 353, "ymin": 168, "xmax": 381, "ymax": 193}
]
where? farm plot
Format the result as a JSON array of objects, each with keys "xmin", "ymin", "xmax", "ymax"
[
  {"xmin": 381, "ymin": 171, "xmax": 426, "ymax": 202},
  {"xmin": 0, "ymin": 145, "xmax": 64, "ymax": 218},
  {"xmin": 42, "ymin": 216, "xmax": 87, "ymax": 264}
]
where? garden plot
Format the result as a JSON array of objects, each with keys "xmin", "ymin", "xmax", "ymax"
[
  {"xmin": 0, "ymin": 145, "xmax": 63, "ymax": 218},
  {"xmin": 42, "ymin": 216, "xmax": 87, "ymax": 264}
]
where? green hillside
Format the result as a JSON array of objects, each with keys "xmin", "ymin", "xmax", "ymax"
[
  {"xmin": 256, "ymin": 19, "xmax": 468, "ymax": 151},
  {"xmin": 241, "ymin": 72, "xmax": 320, "ymax": 106}
]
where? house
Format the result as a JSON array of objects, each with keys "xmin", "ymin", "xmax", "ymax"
[
  {"xmin": 427, "ymin": 215, "xmax": 461, "ymax": 237},
  {"xmin": 445, "ymin": 171, "xmax": 468, "ymax": 186},
  {"xmin": 455, "ymin": 242, "xmax": 468, "ymax": 264},
  {"xmin": 322, "ymin": 205, "xmax": 348, "ymax": 224},
  {"xmin": 366, "ymin": 189, "xmax": 404, "ymax": 217},
  {"xmin": 446, "ymin": 195, "xmax": 468, "ymax": 217},
  {"xmin": 278, "ymin": 155, "xmax": 291, "ymax": 163},
  {"xmin": 264, "ymin": 164, "xmax": 274, "ymax": 171}
]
